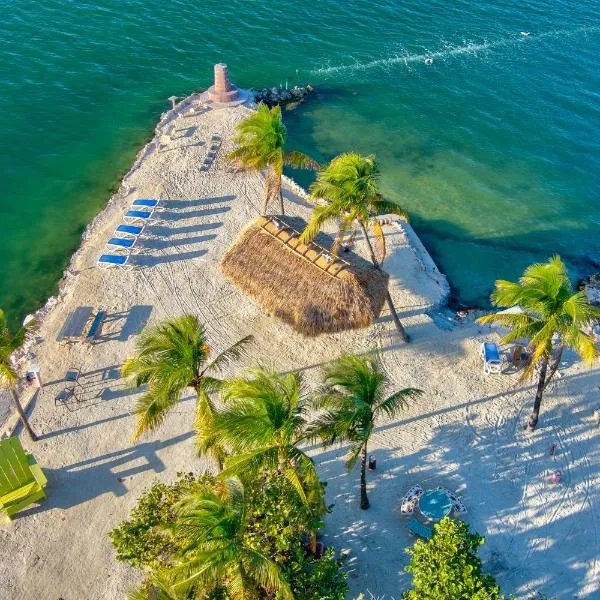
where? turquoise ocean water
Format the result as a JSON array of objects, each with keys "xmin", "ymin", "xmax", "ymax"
[{"xmin": 2, "ymin": 0, "xmax": 599, "ymax": 326}]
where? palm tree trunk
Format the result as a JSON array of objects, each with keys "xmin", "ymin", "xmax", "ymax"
[
  {"xmin": 543, "ymin": 345, "xmax": 563, "ymax": 392},
  {"xmin": 360, "ymin": 442, "xmax": 370, "ymax": 509},
  {"xmin": 10, "ymin": 387, "xmax": 38, "ymax": 441},
  {"xmin": 261, "ymin": 178, "xmax": 270, "ymax": 215},
  {"xmin": 528, "ymin": 356, "xmax": 549, "ymax": 431},
  {"xmin": 358, "ymin": 220, "xmax": 409, "ymax": 343}
]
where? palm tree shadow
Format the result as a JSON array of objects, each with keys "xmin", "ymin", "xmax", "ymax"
[{"xmin": 18, "ymin": 431, "xmax": 195, "ymax": 515}]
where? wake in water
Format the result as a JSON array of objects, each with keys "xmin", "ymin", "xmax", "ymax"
[{"xmin": 312, "ymin": 26, "xmax": 600, "ymax": 75}]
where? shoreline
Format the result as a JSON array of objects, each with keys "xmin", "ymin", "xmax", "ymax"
[
  {"xmin": 1, "ymin": 87, "xmax": 451, "ymax": 434},
  {"xmin": 9, "ymin": 90, "xmax": 451, "ymax": 376}
]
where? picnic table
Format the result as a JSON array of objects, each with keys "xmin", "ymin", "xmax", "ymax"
[{"xmin": 418, "ymin": 489, "xmax": 452, "ymax": 521}]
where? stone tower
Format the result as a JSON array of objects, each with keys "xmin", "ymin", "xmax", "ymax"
[{"xmin": 208, "ymin": 63, "xmax": 241, "ymax": 104}]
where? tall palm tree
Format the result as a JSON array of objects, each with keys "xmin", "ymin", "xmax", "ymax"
[
  {"xmin": 227, "ymin": 103, "xmax": 318, "ymax": 215},
  {"xmin": 300, "ymin": 153, "xmax": 410, "ymax": 342},
  {"xmin": 0, "ymin": 309, "xmax": 37, "ymax": 441},
  {"xmin": 477, "ymin": 255, "xmax": 599, "ymax": 430},
  {"xmin": 311, "ymin": 353, "xmax": 422, "ymax": 509},
  {"xmin": 204, "ymin": 367, "xmax": 323, "ymax": 514},
  {"xmin": 122, "ymin": 315, "xmax": 252, "ymax": 457},
  {"xmin": 166, "ymin": 477, "xmax": 292, "ymax": 600}
]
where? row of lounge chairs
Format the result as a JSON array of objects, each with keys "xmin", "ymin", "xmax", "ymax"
[
  {"xmin": 200, "ymin": 134, "xmax": 221, "ymax": 171},
  {"xmin": 98, "ymin": 199, "xmax": 161, "ymax": 269}
]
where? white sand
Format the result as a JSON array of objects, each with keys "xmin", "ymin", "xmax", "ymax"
[{"xmin": 0, "ymin": 94, "xmax": 598, "ymax": 600}]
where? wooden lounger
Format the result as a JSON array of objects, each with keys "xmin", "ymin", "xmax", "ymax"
[{"xmin": 85, "ymin": 310, "xmax": 107, "ymax": 343}]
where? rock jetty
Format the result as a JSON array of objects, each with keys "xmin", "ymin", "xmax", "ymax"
[{"xmin": 252, "ymin": 84, "xmax": 314, "ymax": 109}]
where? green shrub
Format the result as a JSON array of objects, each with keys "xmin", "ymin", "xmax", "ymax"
[
  {"xmin": 112, "ymin": 472, "xmax": 347, "ymax": 600},
  {"xmin": 109, "ymin": 472, "xmax": 210, "ymax": 569},
  {"xmin": 403, "ymin": 517, "xmax": 505, "ymax": 600}
]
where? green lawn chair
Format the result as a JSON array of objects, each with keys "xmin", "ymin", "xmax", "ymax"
[{"xmin": 0, "ymin": 436, "xmax": 47, "ymax": 520}]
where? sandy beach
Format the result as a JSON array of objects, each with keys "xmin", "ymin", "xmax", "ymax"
[{"xmin": 0, "ymin": 91, "xmax": 598, "ymax": 600}]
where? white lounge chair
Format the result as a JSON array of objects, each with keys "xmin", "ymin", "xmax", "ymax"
[
  {"xmin": 124, "ymin": 209, "xmax": 154, "ymax": 224},
  {"xmin": 406, "ymin": 485, "xmax": 424, "ymax": 498},
  {"xmin": 115, "ymin": 224, "xmax": 144, "ymax": 238},
  {"xmin": 400, "ymin": 497, "xmax": 417, "ymax": 515},
  {"xmin": 106, "ymin": 237, "xmax": 137, "ymax": 252},
  {"xmin": 131, "ymin": 198, "xmax": 160, "ymax": 209},
  {"xmin": 481, "ymin": 342, "xmax": 502, "ymax": 375},
  {"xmin": 97, "ymin": 254, "xmax": 132, "ymax": 269}
]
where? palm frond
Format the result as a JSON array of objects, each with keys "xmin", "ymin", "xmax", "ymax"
[
  {"xmin": 299, "ymin": 203, "xmax": 341, "ymax": 243},
  {"xmin": 203, "ymin": 335, "xmax": 253, "ymax": 375},
  {"xmin": 283, "ymin": 150, "xmax": 320, "ymax": 171},
  {"xmin": 132, "ymin": 388, "xmax": 184, "ymax": 440},
  {"xmin": 371, "ymin": 196, "xmax": 409, "ymax": 220},
  {"xmin": 377, "ymin": 387, "xmax": 423, "ymax": 419}
]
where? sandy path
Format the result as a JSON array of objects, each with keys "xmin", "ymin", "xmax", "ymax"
[{"xmin": 0, "ymin": 97, "xmax": 598, "ymax": 600}]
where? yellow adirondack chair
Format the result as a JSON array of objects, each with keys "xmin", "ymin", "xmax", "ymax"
[{"xmin": 0, "ymin": 436, "xmax": 47, "ymax": 520}]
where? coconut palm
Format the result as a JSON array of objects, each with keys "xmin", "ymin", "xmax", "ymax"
[
  {"xmin": 300, "ymin": 153, "xmax": 410, "ymax": 342},
  {"xmin": 205, "ymin": 367, "xmax": 323, "ymax": 511},
  {"xmin": 0, "ymin": 309, "xmax": 37, "ymax": 441},
  {"xmin": 122, "ymin": 315, "xmax": 252, "ymax": 456},
  {"xmin": 311, "ymin": 353, "xmax": 422, "ymax": 509},
  {"xmin": 477, "ymin": 255, "xmax": 599, "ymax": 430},
  {"xmin": 166, "ymin": 477, "xmax": 292, "ymax": 600},
  {"xmin": 227, "ymin": 103, "xmax": 318, "ymax": 215}
]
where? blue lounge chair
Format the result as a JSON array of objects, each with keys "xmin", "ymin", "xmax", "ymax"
[
  {"xmin": 124, "ymin": 209, "xmax": 153, "ymax": 223},
  {"xmin": 481, "ymin": 342, "xmax": 502, "ymax": 375},
  {"xmin": 407, "ymin": 519, "xmax": 433, "ymax": 540},
  {"xmin": 86, "ymin": 310, "xmax": 107, "ymax": 342},
  {"xmin": 115, "ymin": 224, "xmax": 144, "ymax": 238},
  {"xmin": 97, "ymin": 254, "xmax": 130, "ymax": 269},
  {"xmin": 132, "ymin": 198, "xmax": 160, "ymax": 209},
  {"xmin": 106, "ymin": 237, "xmax": 136, "ymax": 251}
]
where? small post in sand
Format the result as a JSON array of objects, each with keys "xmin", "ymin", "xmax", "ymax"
[{"xmin": 168, "ymin": 96, "xmax": 178, "ymax": 109}]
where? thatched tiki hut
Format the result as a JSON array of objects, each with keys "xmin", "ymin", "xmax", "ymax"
[{"xmin": 220, "ymin": 216, "xmax": 388, "ymax": 336}]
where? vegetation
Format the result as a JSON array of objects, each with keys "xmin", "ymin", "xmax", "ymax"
[
  {"xmin": 300, "ymin": 153, "xmax": 410, "ymax": 341},
  {"xmin": 111, "ymin": 472, "xmax": 347, "ymax": 600},
  {"xmin": 403, "ymin": 517, "xmax": 505, "ymax": 600},
  {"xmin": 311, "ymin": 353, "xmax": 422, "ymax": 509},
  {"xmin": 205, "ymin": 367, "xmax": 321, "ymax": 508},
  {"xmin": 477, "ymin": 255, "xmax": 599, "ymax": 430},
  {"xmin": 122, "ymin": 315, "xmax": 251, "ymax": 462},
  {"xmin": 0, "ymin": 309, "xmax": 37, "ymax": 441},
  {"xmin": 227, "ymin": 104, "xmax": 318, "ymax": 215}
]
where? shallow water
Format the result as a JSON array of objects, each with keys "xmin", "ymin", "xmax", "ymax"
[{"xmin": 2, "ymin": 0, "xmax": 599, "ymax": 325}]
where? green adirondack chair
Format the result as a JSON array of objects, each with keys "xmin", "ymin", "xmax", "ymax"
[{"xmin": 0, "ymin": 436, "xmax": 47, "ymax": 520}]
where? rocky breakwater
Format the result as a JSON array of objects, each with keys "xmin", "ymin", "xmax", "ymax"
[
  {"xmin": 584, "ymin": 273, "xmax": 600, "ymax": 306},
  {"xmin": 252, "ymin": 84, "xmax": 314, "ymax": 110}
]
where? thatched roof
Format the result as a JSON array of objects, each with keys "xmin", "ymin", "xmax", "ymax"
[{"xmin": 220, "ymin": 216, "xmax": 388, "ymax": 336}]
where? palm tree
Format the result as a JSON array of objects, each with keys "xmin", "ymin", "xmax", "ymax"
[
  {"xmin": 311, "ymin": 353, "xmax": 422, "ymax": 509},
  {"xmin": 0, "ymin": 309, "xmax": 37, "ymax": 441},
  {"xmin": 227, "ymin": 103, "xmax": 318, "ymax": 215},
  {"xmin": 204, "ymin": 367, "xmax": 324, "ymax": 526},
  {"xmin": 166, "ymin": 477, "xmax": 292, "ymax": 600},
  {"xmin": 477, "ymin": 255, "xmax": 599, "ymax": 430},
  {"xmin": 122, "ymin": 315, "xmax": 252, "ymax": 458},
  {"xmin": 300, "ymin": 153, "xmax": 410, "ymax": 342}
]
